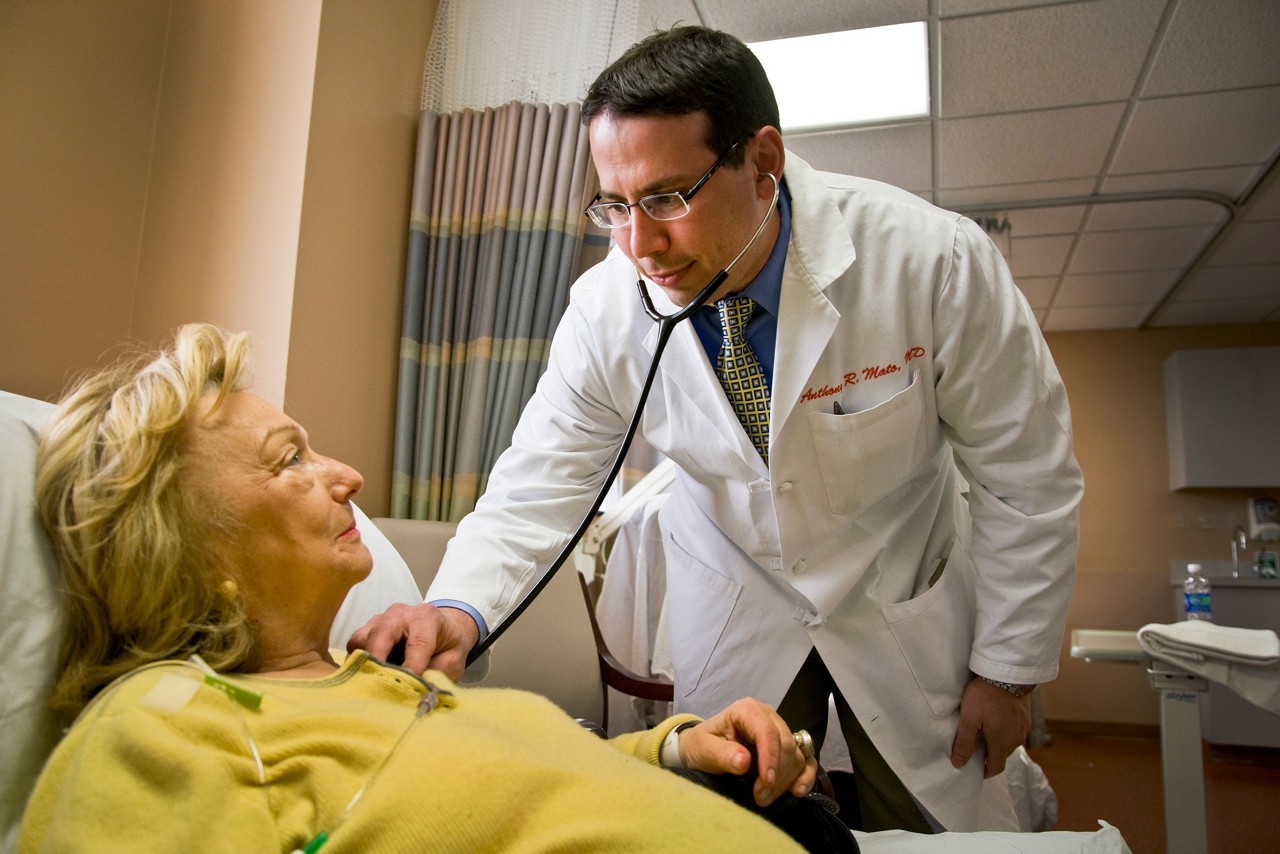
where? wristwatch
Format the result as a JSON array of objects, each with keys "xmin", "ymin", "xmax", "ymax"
[{"xmin": 978, "ymin": 676, "xmax": 1036, "ymax": 697}]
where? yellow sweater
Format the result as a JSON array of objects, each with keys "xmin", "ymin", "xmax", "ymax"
[{"xmin": 19, "ymin": 652, "xmax": 800, "ymax": 853}]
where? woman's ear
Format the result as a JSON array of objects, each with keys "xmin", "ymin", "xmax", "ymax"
[{"xmin": 751, "ymin": 126, "xmax": 785, "ymax": 191}]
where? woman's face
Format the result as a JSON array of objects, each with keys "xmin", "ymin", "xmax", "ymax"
[{"xmin": 186, "ymin": 392, "xmax": 373, "ymax": 638}]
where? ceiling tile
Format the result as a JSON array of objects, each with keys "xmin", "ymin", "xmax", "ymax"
[
  {"xmin": 938, "ymin": 178, "xmax": 1096, "ymax": 208},
  {"xmin": 938, "ymin": 104, "xmax": 1125, "ymax": 187},
  {"xmin": 1179, "ymin": 264, "xmax": 1280, "ymax": 301},
  {"xmin": 1110, "ymin": 87, "xmax": 1280, "ymax": 174},
  {"xmin": 1101, "ymin": 166, "xmax": 1261, "ymax": 199},
  {"xmin": 1008, "ymin": 234, "xmax": 1073, "ymax": 278},
  {"xmin": 1150, "ymin": 298, "xmax": 1280, "ymax": 327},
  {"xmin": 1243, "ymin": 174, "xmax": 1280, "ymax": 222},
  {"xmin": 1044, "ymin": 303, "xmax": 1152, "ymax": 331},
  {"xmin": 1056, "ymin": 270, "xmax": 1178, "ymax": 307},
  {"xmin": 633, "ymin": 0, "xmax": 698, "ymax": 37},
  {"xmin": 1014, "ymin": 275, "xmax": 1058, "ymax": 308},
  {"xmin": 1206, "ymin": 220, "xmax": 1280, "ymax": 266},
  {"xmin": 939, "ymin": 0, "xmax": 1161, "ymax": 117},
  {"xmin": 785, "ymin": 123, "xmax": 933, "ymax": 192},
  {"xmin": 1086, "ymin": 198, "xmax": 1228, "ymax": 231},
  {"xmin": 1003, "ymin": 206, "xmax": 1087, "ymax": 237},
  {"xmin": 695, "ymin": 0, "xmax": 926, "ymax": 42},
  {"xmin": 953, "ymin": 205, "xmax": 1090, "ymax": 239},
  {"xmin": 1071, "ymin": 224, "xmax": 1215, "ymax": 274},
  {"xmin": 1144, "ymin": 0, "xmax": 1280, "ymax": 97},
  {"xmin": 940, "ymin": 0, "xmax": 1068, "ymax": 14}
]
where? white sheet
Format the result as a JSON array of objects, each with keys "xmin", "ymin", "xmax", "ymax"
[{"xmin": 855, "ymin": 821, "xmax": 1130, "ymax": 853}]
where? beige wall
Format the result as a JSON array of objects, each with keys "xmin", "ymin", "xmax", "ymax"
[
  {"xmin": 0, "ymin": 0, "xmax": 169, "ymax": 399},
  {"xmin": 285, "ymin": 1, "xmax": 437, "ymax": 516},
  {"xmin": 1042, "ymin": 323, "xmax": 1280, "ymax": 727},
  {"xmin": 131, "ymin": 0, "xmax": 323, "ymax": 407},
  {"xmin": 0, "ymin": 0, "xmax": 436, "ymax": 515}
]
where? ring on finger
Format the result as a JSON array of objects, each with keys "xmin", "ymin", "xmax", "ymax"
[{"xmin": 791, "ymin": 729, "xmax": 815, "ymax": 760}]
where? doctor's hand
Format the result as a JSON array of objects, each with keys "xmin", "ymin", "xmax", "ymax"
[
  {"xmin": 949, "ymin": 675, "xmax": 1033, "ymax": 778},
  {"xmin": 347, "ymin": 603, "xmax": 479, "ymax": 680},
  {"xmin": 678, "ymin": 698, "xmax": 818, "ymax": 807}
]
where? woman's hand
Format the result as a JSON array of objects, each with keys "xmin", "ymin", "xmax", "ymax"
[{"xmin": 677, "ymin": 698, "xmax": 818, "ymax": 807}]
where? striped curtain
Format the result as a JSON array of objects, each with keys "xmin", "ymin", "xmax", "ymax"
[{"xmin": 391, "ymin": 101, "xmax": 609, "ymax": 521}]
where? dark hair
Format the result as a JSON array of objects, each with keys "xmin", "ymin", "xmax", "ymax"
[{"xmin": 582, "ymin": 26, "xmax": 780, "ymax": 167}]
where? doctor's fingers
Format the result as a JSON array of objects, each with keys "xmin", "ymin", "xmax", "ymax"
[
  {"xmin": 949, "ymin": 719, "xmax": 979, "ymax": 770},
  {"xmin": 980, "ymin": 712, "xmax": 1031, "ymax": 779},
  {"xmin": 347, "ymin": 603, "xmax": 455, "ymax": 677}
]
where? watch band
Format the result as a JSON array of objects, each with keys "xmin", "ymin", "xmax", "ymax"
[
  {"xmin": 661, "ymin": 720, "xmax": 701, "ymax": 767},
  {"xmin": 979, "ymin": 676, "xmax": 1036, "ymax": 697}
]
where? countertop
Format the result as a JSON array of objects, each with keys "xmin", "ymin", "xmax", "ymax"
[{"xmin": 1169, "ymin": 558, "xmax": 1280, "ymax": 588}]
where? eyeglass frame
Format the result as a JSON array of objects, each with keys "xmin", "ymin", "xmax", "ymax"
[{"xmin": 583, "ymin": 134, "xmax": 750, "ymax": 229}]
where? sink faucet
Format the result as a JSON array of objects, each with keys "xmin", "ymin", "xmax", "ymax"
[{"xmin": 1232, "ymin": 526, "xmax": 1248, "ymax": 578}]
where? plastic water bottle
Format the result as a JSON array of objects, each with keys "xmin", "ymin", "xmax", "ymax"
[{"xmin": 1183, "ymin": 563, "xmax": 1212, "ymax": 621}]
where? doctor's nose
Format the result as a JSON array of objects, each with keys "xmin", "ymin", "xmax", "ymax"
[{"xmin": 624, "ymin": 212, "xmax": 669, "ymax": 260}]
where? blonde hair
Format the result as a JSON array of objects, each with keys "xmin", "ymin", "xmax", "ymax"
[{"xmin": 37, "ymin": 323, "xmax": 256, "ymax": 715}]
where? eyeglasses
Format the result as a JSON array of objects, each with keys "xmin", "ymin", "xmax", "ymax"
[{"xmin": 584, "ymin": 135, "xmax": 747, "ymax": 229}]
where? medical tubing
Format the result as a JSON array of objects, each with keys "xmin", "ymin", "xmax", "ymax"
[{"xmin": 465, "ymin": 176, "xmax": 779, "ymax": 666}]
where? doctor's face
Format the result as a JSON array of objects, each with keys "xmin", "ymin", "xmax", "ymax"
[{"xmin": 588, "ymin": 111, "xmax": 784, "ymax": 307}]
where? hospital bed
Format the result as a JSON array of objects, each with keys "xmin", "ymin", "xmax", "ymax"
[{"xmin": 1, "ymin": 390, "xmax": 1130, "ymax": 853}]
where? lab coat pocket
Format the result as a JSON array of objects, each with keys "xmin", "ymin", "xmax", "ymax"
[
  {"xmin": 883, "ymin": 556, "xmax": 975, "ymax": 718},
  {"xmin": 664, "ymin": 535, "xmax": 743, "ymax": 698},
  {"xmin": 808, "ymin": 370, "xmax": 928, "ymax": 517}
]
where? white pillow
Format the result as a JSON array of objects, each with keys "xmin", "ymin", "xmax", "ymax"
[
  {"xmin": 0, "ymin": 392, "xmax": 59, "ymax": 854},
  {"xmin": 0, "ymin": 390, "xmax": 419, "ymax": 852}
]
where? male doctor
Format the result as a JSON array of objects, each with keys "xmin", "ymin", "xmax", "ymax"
[{"xmin": 352, "ymin": 25, "xmax": 1083, "ymax": 833}]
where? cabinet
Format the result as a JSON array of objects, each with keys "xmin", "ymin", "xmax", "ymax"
[{"xmin": 1164, "ymin": 347, "xmax": 1280, "ymax": 489}]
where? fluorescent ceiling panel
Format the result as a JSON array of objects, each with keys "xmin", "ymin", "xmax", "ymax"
[{"xmin": 749, "ymin": 22, "xmax": 930, "ymax": 133}]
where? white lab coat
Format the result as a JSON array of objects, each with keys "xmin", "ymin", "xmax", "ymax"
[{"xmin": 428, "ymin": 153, "xmax": 1083, "ymax": 831}]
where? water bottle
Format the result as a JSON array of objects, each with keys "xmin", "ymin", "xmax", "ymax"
[
  {"xmin": 1183, "ymin": 562, "xmax": 1212, "ymax": 621},
  {"xmin": 1254, "ymin": 547, "xmax": 1278, "ymax": 579}
]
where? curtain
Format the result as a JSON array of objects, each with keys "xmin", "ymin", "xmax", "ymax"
[
  {"xmin": 391, "ymin": 101, "xmax": 610, "ymax": 520},
  {"xmin": 391, "ymin": 0, "xmax": 639, "ymax": 521}
]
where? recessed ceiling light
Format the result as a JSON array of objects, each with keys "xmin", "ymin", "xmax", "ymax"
[{"xmin": 749, "ymin": 22, "xmax": 930, "ymax": 133}]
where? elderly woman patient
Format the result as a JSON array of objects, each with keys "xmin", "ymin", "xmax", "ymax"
[{"xmin": 20, "ymin": 323, "xmax": 818, "ymax": 853}]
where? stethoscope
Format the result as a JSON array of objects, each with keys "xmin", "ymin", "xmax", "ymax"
[{"xmin": 466, "ymin": 172, "xmax": 781, "ymax": 666}]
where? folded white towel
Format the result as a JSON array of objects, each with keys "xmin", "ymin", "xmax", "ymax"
[
  {"xmin": 1137, "ymin": 620, "xmax": 1280, "ymax": 665},
  {"xmin": 1137, "ymin": 621, "xmax": 1280, "ymax": 716}
]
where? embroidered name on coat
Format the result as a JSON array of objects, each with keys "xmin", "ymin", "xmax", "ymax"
[{"xmin": 799, "ymin": 346, "xmax": 926, "ymax": 403}]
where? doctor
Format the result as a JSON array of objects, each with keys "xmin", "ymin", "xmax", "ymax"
[{"xmin": 352, "ymin": 25, "xmax": 1083, "ymax": 833}]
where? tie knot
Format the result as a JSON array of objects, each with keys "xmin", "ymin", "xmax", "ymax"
[{"xmin": 717, "ymin": 297, "xmax": 754, "ymax": 342}]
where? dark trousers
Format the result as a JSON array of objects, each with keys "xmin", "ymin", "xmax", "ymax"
[{"xmin": 776, "ymin": 647, "xmax": 934, "ymax": 833}]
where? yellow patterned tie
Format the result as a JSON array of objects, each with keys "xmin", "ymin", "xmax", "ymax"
[{"xmin": 716, "ymin": 296, "xmax": 770, "ymax": 465}]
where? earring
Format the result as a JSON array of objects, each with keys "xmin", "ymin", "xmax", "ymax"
[{"xmin": 217, "ymin": 578, "xmax": 239, "ymax": 600}]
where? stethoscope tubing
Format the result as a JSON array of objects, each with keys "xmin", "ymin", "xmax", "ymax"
[{"xmin": 466, "ymin": 174, "xmax": 781, "ymax": 666}]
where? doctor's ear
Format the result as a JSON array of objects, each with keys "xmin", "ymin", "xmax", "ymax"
[{"xmin": 750, "ymin": 126, "xmax": 785, "ymax": 191}]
